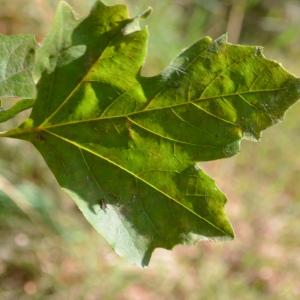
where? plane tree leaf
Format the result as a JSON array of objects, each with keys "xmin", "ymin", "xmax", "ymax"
[
  {"xmin": 1, "ymin": 1, "xmax": 299, "ymax": 266},
  {"xmin": 33, "ymin": 1, "xmax": 80, "ymax": 83},
  {"xmin": 0, "ymin": 34, "xmax": 36, "ymax": 122},
  {"xmin": 0, "ymin": 34, "xmax": 36, "ymax": 98}
]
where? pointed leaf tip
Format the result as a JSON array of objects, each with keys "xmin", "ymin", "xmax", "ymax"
[
  {"xmin": 216, "ymin": 33, "xmax": 228, "ymax": 44},
  {"xmin": 139, "ymin": 7, "xmax": 153, "ymax": 19}
]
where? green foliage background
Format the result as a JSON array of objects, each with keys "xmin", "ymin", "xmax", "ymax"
[{"xmin": 0, "ymin": 0, "xmax": 300, "ymax": 299}]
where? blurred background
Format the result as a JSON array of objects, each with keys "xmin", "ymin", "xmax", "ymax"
[{"xmin": 0, "ymin": 0, "xmax": 300, "ymax": 299}]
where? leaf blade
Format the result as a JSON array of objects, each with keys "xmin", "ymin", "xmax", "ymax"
[
  {"xmin": 0, "ymin": 34, "xmax": 36, "ymax": 99},
  {"xmin": 31, "ymin": 127, "xmax": 233, "ymax": 265},
  {"xmin": 4, "ymin": 0, "xmax": 299, "ymax": 265}
]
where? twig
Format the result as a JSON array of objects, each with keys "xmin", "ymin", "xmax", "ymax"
[{"xmin": 226, "ymin": 0, "xmax": 247, "ymax": 43}]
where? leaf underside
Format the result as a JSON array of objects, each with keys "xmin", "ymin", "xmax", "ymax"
[{"xmin": 1, "ymin": 1, "xmax": 300, "ymax": 266}]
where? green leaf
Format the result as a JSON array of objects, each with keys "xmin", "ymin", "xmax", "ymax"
[
  {"xmin": 0, "ymin": 33, "xmax": 36, "ymax": 123},
  {"xmin": 33, "ymin": 1, "xmax": 80, "ymax": 82},
  {"xmin": 1, "ymin": 1, "xmax": 300, "ymax": 266},
  {"xmin": 0, "ymin": 34, "xmax": 36, "ymax": 99},
  {"xmin": 0, "ymin": 99, "xmax": 34, "ymax": 123}
]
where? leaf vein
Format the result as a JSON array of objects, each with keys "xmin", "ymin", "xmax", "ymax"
[{"xmin": 44, "ymin": 129, "xmax": 228, "ymax": 235}]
